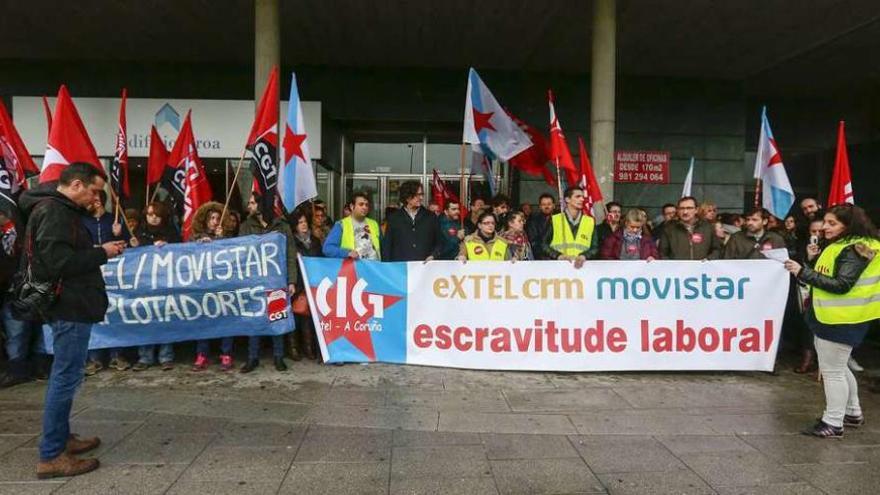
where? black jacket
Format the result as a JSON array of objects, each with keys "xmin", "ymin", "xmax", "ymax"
[
  {"xmin": 381, "ymin": 207, "xmax": 442, "ymax": 261},
  {"xmin": 134, "ymin": 222, "xmax": 181, "ymax": 246},
  {"xmin": 526, "ymin": 212, "xmax": 553, "ymax": 259},
  {"xmin": 19, "ymin": 189, "xmax": 109, "ymax": 323},
  {"xmin": 798, "ymin": 244, "xmax": 871, "ymax": 295}
]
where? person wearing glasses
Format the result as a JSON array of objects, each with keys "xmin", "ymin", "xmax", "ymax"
[
  {"xmin": 659, "ymin": 196, "xmax": 722, "ymax": 260},
  {"xmin": 457, "ymin": 211, "xmax": 510, "ymax": 261}
]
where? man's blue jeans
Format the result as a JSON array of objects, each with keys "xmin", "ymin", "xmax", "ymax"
[
  {"xmin": 247, "ymin": 335, "xmax": 284, "ymax": 361},
  {"xmin": 137, "ymin": 344, "xmax": 175, "ymax": 364},
  {"xmin": 196, "ymin": 338, "xmax": 233, "ymax": 356},
  {"xmin": 39, "ymin": 320, "xmax": 92, "ymax": 461}
]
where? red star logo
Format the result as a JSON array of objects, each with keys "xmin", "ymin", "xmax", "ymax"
[
  {"xmin": 473, "ymin": 108, "xmax": 496, "ymax": 134},
  {"xmin": 283, "ymin": 124, "xmax": 307, "ymax": 163},
  {"xmin": 311, "ymin": 259, "xmax": 403, "ymax": 361}
]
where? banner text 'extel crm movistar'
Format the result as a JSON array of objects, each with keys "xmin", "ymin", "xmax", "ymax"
[{"xmin": 300, "ymin": 258, "xmax": 789, "ymax": 371}]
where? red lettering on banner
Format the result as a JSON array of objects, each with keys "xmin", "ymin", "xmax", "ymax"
[
  {"xmin": 414, "ymin": 324, "xmax": 432, "ymax": 348},
  {"xmin": 491, "ymin": 328, "xmax": 511, "ymax": 352},
  {"xmin": 436, "ymin": 325, "xmax": 452, "ymax": 349},
  {"xmin": 607, "ymin": 328, "xmax": 627, "ymax": 352}
]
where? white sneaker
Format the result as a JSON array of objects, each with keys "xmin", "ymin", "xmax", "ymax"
[{"xmin": 848, "ymin": 357, "xmax": 864, "ymax": 372}]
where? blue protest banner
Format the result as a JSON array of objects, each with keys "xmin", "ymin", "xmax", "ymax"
[{"xmin": 45, "ymin": 233, "xmax": 294, "ymax": 351}]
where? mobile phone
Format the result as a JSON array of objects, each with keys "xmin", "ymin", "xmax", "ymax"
[{"xmin": 809, "ymin": 235, "xmax": 818, "ymax": 246}]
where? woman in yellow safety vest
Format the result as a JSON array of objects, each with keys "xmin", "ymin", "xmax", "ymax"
[
  {"xmin": 457, "ymin": 211, "xmax": 510, "ymax": 261},
  {"xmin": 785, "ymin": 204, "xmax": 880, "ymax": 438}
]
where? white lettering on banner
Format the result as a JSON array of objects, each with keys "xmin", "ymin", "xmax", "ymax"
[
  {"xmin": 104, "ymin": 287, "xmax": 266, "ymax": 325},
  {"xmin": 302, "ymin": 259, "xmax": 790, "ymax": 371}
]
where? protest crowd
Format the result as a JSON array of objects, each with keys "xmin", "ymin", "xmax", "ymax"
[{"xmin": 0, "ymin": 72, "xmax": 877, "ymax": 479}]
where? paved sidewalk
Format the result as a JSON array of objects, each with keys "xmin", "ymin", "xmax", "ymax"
[{"xmin": 1, "ymin": 361, "xmax": 879, "ymax": 494}]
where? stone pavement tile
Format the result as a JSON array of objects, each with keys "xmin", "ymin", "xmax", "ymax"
[
  {"xmin": 279, "ymin": 462, "xmax": 389, "ymax": 495},
  {"xmin": 489, "ymin": 458, "xmax": 605, "ymax": 495},
  {"xmin": 839, "ymin": 431, "xmax": 880, "ymax": 445},
  {"xmin": 390, "ymin": 476, "xmax": 498, "ymax": 495},
  {"xmin": 54, "ymin": 463, "xmax": 187, "ymax": 494},
  {"xmin": 168, "ymin": 397, "xmax": 312, "ymax": 424},
  {"xmin": 706, "ymin": 413, "xmax": 818, "ymax": 435},
  {"xmin": 597, "ymin": 470, "xmax": 715, "ymax": 495},
  {"xmin": 71, "ymin": 407, "xmax": 152, "ymax": 422},
  {"xmin": 0, "ymin": 435, "xmax": 34, "ymax": 456},
  {"xmin": 391, "ymin": 445, "xmax": 491, "ymax": 479},
  {"xmin": 308, "ymin": 403, "xmax": 438, "ymax": 431},
  {"xmin": 714, "ymin": 483, "xmax": 826, "ymax": 495},
  {"xmin": 569, "ymin": 411, "xmax": 716, "ymax": 435},
  {"xmin": 0, "ymin": 412, "xmax": 43, "ymax": 435},
  {"xmin": 213, "ymin": 421, "xmax": 305, "ymax": 447},
  {"xmin": 439, "ymin": 412, "xmax": 576, "ymax": 434},
  {"xmin": 166, "ymin": 480, "xmax": 281, "ymax": 495},
  {"xmin": 569, "ymin": 435, "xmax": 688, "ymax": 474},
  {"xmin": 100, "ymin": 431, "xmax": 216, "ymax": 464},
  {"xmin": 136, "ymin": 413, "xmax": 229, "ymax": 434},
  {"xmin": 177, "ymin": 445, "xmax": 296, "ymax": 483},
  {"xmin": 0, "ymin": 401, "xmax": 44, "ymax": 413},
  {"xmin": 741, "ymin": 434, "xmax": 874, "ymax": 464},
  {"xmin": 788, "ymin": 463, "xmax": 880, "ymax": 495},
  {"xmin": 386, "ymin": 389, "xmax": 510, "ymax": 412},
  {"xmin": 678, "ymin": 451, "xmax": 801, "ymax": 488},
  {"xmin": 482, "ymin": 433, "xmax": 579, "ymax": 460},
  {"xmin": 295, "ymin": 426, "xmax": 391, "ymax": 462},
  {"xmin": 392, "ymin": 430, "xmax": 483, "ymax": 447},
  {"xmin": 504, "ymin": 389, "xmax": 630, "ymax": 413},
  {"xmin": 442, "ymin": 371, "xmax": 556, "ymax": 391},
  {"xmin": 0, "ymin": 482, "xmax": 64, "ymax": 494},
  {"xmin": 656, "ymin": 435, "xmax": 758, "ymax": 455},
  {"xmin": 321, "ymin": 388, "xmax": 387, "ymax": 407}
]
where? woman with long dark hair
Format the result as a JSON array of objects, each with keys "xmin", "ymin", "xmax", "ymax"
[
  {"xmin": 785, "ymin": 204, "xmax": 880, "ymax": 438},
  {"xmin": 290, "ymin": 208, "xmax": 322, "ymax": 360}
]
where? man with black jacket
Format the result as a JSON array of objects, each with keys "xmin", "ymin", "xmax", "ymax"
[
  {"xmin": 381, "ymin": 180, "xmax": 442, "ymax": 261},
  {"xmin": 19, "ymin": 163, "xmax": 125, "ymax": 479}
]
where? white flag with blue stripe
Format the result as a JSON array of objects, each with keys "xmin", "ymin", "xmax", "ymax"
[
  {"xmin": 279, "ymin": 72, "xmax": 317, "ymax": 212},
  {"xmin": 753, "ymin": 107, "xmax": 794, "ymax": 219}
]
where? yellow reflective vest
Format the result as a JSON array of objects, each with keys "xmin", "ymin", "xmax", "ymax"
[
  {"xmin": 550, "ymin": 212, "xmax": 595, "ymax": 257},
  {"xmin": 812, "ymin": 237, "xmax": 880, "ymax": 325},
  {"xmin": 464, "ymin": 235, "xmax": 509, "ymax": 261},
  {"xmin": 340, "ymin": 216, "xmax": 381, "ymax": 260}
]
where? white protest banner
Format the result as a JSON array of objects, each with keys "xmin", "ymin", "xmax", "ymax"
[{"xmin": 300, "ymin": 258, "xmax": 789, "ymax": 371}]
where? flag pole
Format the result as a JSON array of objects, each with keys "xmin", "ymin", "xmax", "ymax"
[
  {"xmin": 753, "ymin": 178, "xmax": 762, "ymax": 208},
  {"xmin": 555, "ymin": 158, "xmax": 563, "ymax": 212},
  {"xmin": 459, "ymin": 143, "xmax": 466, "ymax": 229},
  {"xmin": 145, "ymin": 179, "xmax": 149, "ymax": 209},
  {"xmin": 220, "ymin": 147, "xmax": 249, "ymax": 224},
  {"xmin": 109, "ymin": 189, "xmax": 131, "ymax": 231},
  {"xmin": 114, "ymin": 195, "xmax": 120, "ymax": 224}
]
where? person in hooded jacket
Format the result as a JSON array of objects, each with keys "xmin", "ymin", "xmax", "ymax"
[
  {"xmin": 239, "ymin": 193, "xmax": 298, "ymax": 372},
  {"xmin": 289, "ymin": 208, "xmax": 322, "ymax": 360}
]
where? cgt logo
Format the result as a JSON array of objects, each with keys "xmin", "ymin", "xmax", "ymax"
[
  {"xmin": 266, "ymin": 289, "xmax": 289, "ymax": 322},
  {"xmin": 315, "ymin": 276, "xmax": 388, "ymax": 319}
]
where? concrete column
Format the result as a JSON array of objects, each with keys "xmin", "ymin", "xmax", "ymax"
[
  {"xmin": 254, "ymin": 0, "xmax": 280, "ymax": 101},
  {"xmin": 590, "ymin": 0, "xmax": 617, "ymax": 201}
]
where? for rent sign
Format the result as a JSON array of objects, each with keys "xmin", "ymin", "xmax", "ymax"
[
  {"xmin": 614, "ymin": 150, "xmax": 670, "ymax": 183},
  {"xmin": 300, "ymin": 258, "xmax": 789, "ymax": 371}
]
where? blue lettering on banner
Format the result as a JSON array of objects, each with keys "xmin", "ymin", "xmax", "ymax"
[
  {"xmin": 43, "ymin": 233, "xmax": 294, "ymax": 352},
  {"xmin": 595, "ymin": 275, "xmax": 750, "ymax": 301}
]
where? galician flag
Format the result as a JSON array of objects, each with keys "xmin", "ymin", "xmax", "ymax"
[
  {"xmin": 462, "ymin": 68, "xmax": 531, "ymax": 162},
  {"xmin": 753, "ymin": 107, "xmax": 794, "ymax": 219},
  {"xmin": 681, "ymin": 157, "xmax": 694, "ymax": 198},
  {"xmin": 279, "ymin": 72, "xmax": 317, "ymax": 212}
]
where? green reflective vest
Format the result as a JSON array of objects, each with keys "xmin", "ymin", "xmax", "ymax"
[
  {"xmin": 465, "ymin": 237, "xmax": 508, "ymax": 261},
  {"xmin": 340, "ymin": 217, "xmax": 381, "ymax": 260},
  {"xmin": 550, "ymin": 212, "xmax": 595, "ymax": 257},
  {"xmin": 813, "ymin": 237, "xmax": 880, "ymax": 325}
]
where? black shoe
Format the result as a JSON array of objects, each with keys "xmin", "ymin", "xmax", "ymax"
[
  {"xmin": 802, "ymin": 420, "xmax": 843, "ymax": 438},
  {"xmin": 844, "ymin": 414, "xmax": 866, "ymax": 428},
  {"xmin": 274, "ymin": 357, "xmax": 288, "ymax": 372},
  {"xmin": 0, "ymin": 373, "xmax": 31, "ymax": 389},
  {"xmin": 239, "ymin": 359, "xmax": 259, "ymax": 374}
]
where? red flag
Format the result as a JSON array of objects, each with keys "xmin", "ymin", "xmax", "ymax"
[
  {"xmin": 167, "ymin": 112, "xmax": 212, "ymax": 240},
  {"xmin": 548, "ymin": 90, "xmax": 578, "ymax": 187},
  {"xmin": 41, "ymin": 96, "xmax": 52, "ymax": 138},
  {"xmin": 577, "ymin": 136, "xmax": 603, "ymax": 217},
  {"xmin": 828, "ymin": 121, "xmax": 854, "ymax": 207},
  {"xmin": 507, "ymin": 111, "xmax": 557, "ymax": 187},
  {"xmin": 431, "ymin": 169, "xmax": 466, "ymax": 221},
  {"xmin": 110, "ymin": 89, "xmax": 130, "ymax": 199},
  {"xmin": 246, "ymin": 66, "xmax": 280, "ymax": 219},
  {"xmin": 40, "ymin": 85, "xmax": 103, "ymax": 183},
  {"xmin": 0, "ymin": 100, "xmax": 36, "ymax": 206},
  {"xmin": 0, "ymin": 99, "xmax": 39, "ymax": 176},
  {"xmin": 146, "ymin": 125, "xmax": 168, "ymax": 185}
]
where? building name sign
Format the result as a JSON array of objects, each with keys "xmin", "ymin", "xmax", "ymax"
[{"xmin": 12, "ymin": 97, "xmax": 322, "ymax": 160}]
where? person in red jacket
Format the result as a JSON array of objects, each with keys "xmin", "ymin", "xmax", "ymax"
[{"xmin": 600, "ymin": 209, "xmax": 659, "ymax": 260}]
